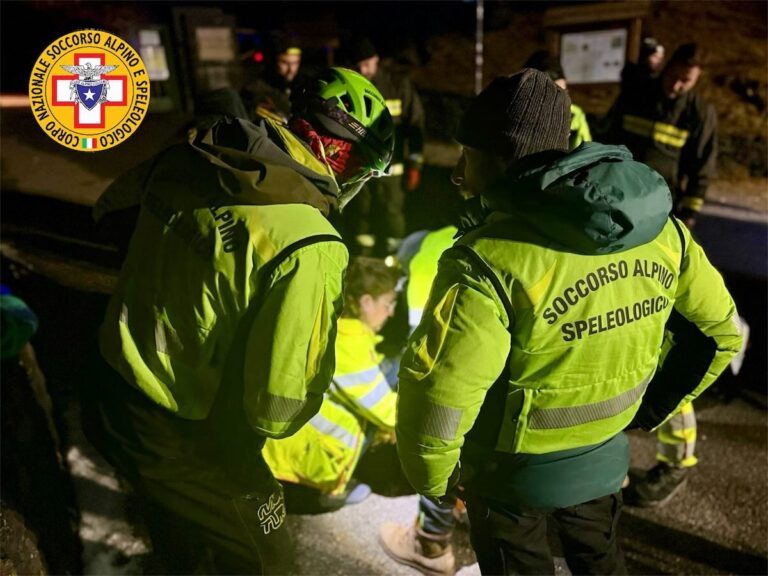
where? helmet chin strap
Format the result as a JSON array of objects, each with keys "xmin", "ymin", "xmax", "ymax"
[{"xmin": 337, "ymin": 181, "xmax": 367, "ymax": 211}]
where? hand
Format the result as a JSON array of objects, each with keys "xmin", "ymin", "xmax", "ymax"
[
  {"xmin": 372, "ymin": 428, "xmax": 396, "ymax": 446},
  {"xmin": 405, "ymin": 167, "xmax": 421, "ymax": 191}
]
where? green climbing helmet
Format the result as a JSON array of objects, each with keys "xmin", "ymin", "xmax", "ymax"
[{"xmin": 295, "ymin": 66, "xmax": 394, "ymax": 178}]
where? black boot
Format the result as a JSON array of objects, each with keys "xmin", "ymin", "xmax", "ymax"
[{"xmin": 626, "ymin": 462, "xmax": 689, "ymax": 507}]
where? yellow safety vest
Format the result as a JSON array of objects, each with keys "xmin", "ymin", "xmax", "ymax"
[
  {"xmin": 263, "ymin": 318, "xmax": 397, "ymax": 494},
  {"xmin": 570, "ymin": 104, "xmax": 592, "ymax": 150},
  {"xmin": 262, "ymin": 396, "xmax": 365, "ymax": 495},
  {"xmin": 406, "ymin": 226, "xmax": 457, "ymax": 329}
]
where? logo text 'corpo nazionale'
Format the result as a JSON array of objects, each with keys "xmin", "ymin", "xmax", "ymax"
[{"xmin": 29, "ymin": 30, "xmax": 150, "ymax": 152}]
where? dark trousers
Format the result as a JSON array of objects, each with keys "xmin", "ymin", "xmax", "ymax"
[
  {"xmin": 419, "ymin": 494, "xmax": 457, "ymax": 535},
  {"xmin": 465, "ymin": 492, "xmax": 626, "ymax": 575},
  {"xmin": 133, "ymin": 469, "xmax": 291, "ymax": 575},
  {"xmin": 345, "ymin": 174, "xmax": 406, "ymax": 252},
  {"xmin": 81, "ymin": 352, "xmax": 293, "ymax": 575}
]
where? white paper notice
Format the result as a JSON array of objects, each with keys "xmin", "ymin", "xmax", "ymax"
[{"xmin": 561, "ymin": 29, "xmax": 627, "ymax": 84}]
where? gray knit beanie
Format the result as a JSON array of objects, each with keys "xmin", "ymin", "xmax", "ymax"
[{"xmin": 456, "ymin": 68, "xmax": 571, "ymax": 161}]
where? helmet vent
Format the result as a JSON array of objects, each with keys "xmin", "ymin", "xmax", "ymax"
[
  {"xmin": 363, "ymin": 95, "xmax": 373, "ymax": 118},
  {"xmin": 339, "ymin": 94, "xmax": 354, "ymax": 113}
]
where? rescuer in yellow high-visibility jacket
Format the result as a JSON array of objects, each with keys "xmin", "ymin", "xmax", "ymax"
[
  {"xmin": 263, "ymin": 257, "xmax": 400, "ymax": 502},
  {"xmin": 84, "ymin": 68, "xmax": 395, "ymax": 574},
  {"xmin": 388, "ymin": 70, "xmax": 743, "ymax": 576}
]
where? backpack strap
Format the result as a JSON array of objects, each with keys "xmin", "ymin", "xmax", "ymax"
[
  {"xmin": 453, "ymin": 244, "xmax": 515, "ymax": 329},
  {"xmin": 669, "ymin": 216, "xmax": 687, "ymax": 271}
]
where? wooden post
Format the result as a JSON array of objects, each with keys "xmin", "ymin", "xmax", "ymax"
[{"xmin": 628, "ymin": 17, "xmax": 642, "ymax": 63}]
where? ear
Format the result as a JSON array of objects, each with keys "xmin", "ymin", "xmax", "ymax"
[{"xmin": 359, "ymin": 294, "xmax": 375, "ymax": 313}]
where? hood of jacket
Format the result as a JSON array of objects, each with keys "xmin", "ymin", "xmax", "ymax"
[
  {"xmin": 97, "ymin": 116, "xmax": 340, "ymax": 220},
  {"xmin": 474, "ymin": 142, "xmax": 673, "ymax": 255}
]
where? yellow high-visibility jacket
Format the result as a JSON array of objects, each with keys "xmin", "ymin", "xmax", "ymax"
[
  {"xmin": 396, "ymin": 143, "xmax": 743, "ymax": 500},
  {"xmin": 405, "ymin": 226, "xmax": 458, "ymax": 329},
  {"xmin": 263, "ymin": 318, "xmax": 397, "ymax": 494},
  {"xmin": 570, "ymin": 103, "xmax": 592, "ymax": 150},
  {"xmin": 98, "ymin": 116, "xmax": 347, "ymax": 440}
]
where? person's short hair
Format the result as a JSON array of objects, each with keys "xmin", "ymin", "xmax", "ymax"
[
  {"xmin": 343, "ymin": 257, "xmax": 400, "ymax": 318},
  {"xmin": 668, "ymin": 43, "xmax": 706, "ymax": 68}
]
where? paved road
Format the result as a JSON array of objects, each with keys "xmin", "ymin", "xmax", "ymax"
[{"xmin": 60, "ymin": 386, "xmax": 766, "ymax": 575}]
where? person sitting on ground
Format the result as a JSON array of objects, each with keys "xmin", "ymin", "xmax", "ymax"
[
  {"xmin": 84, "ymin": 67, "xmax": 394, "ymax": 574},
  {"xmin": 262, "ymin": 256, "xmax": 401, "ymax": 511}
]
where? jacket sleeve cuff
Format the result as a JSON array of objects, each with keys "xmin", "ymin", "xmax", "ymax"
[{"xmin": 396, "ymin": 441, "xmax": 460, "ymax": 497}]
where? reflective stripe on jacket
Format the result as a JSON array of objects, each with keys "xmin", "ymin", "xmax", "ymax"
[
  {"xmin": 331, "ymin": 318, "xmax": 397, "ymax": 430},
  {"xmin": 262, "ymin": 396, "xmax": 365, "ymax": 495},
  {"xmin": 396, "ymin": 143, "xmax": 743, "ymax": 498},
  {"xmin": 263, "ymin": 318, "xmax": 396, "ymax": 494},
  {"xmin": 605, "ymin": 78, "xmax": 717, "ymax": 215}
]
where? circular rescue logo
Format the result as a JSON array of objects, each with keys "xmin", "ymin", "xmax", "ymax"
[{"xmin": 28, "ymin": 30, "xmax": 150, "ymax": 152}]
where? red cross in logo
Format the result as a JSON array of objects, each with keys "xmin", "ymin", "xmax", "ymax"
[{"xmin": 51, "ymin": 53, "xmax": 127, "ymax": 129}]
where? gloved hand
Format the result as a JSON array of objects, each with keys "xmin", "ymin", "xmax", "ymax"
[
  {"xmin": 626, "ymin": 406, "xmax": 660, "ymax": 432},
  {"xmin": 405, "ymin": 166, "xmax": 421, "ymax": 191}
]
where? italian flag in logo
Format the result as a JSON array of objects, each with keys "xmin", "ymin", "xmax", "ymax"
[{"xmin": 81, "ymin": 137, "xmax": 97, "ymax": 150}]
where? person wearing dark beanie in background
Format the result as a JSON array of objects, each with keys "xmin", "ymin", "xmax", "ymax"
[{"xmin": 389, "ymin": 68, "xmax": 743, "ymax": 575}]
